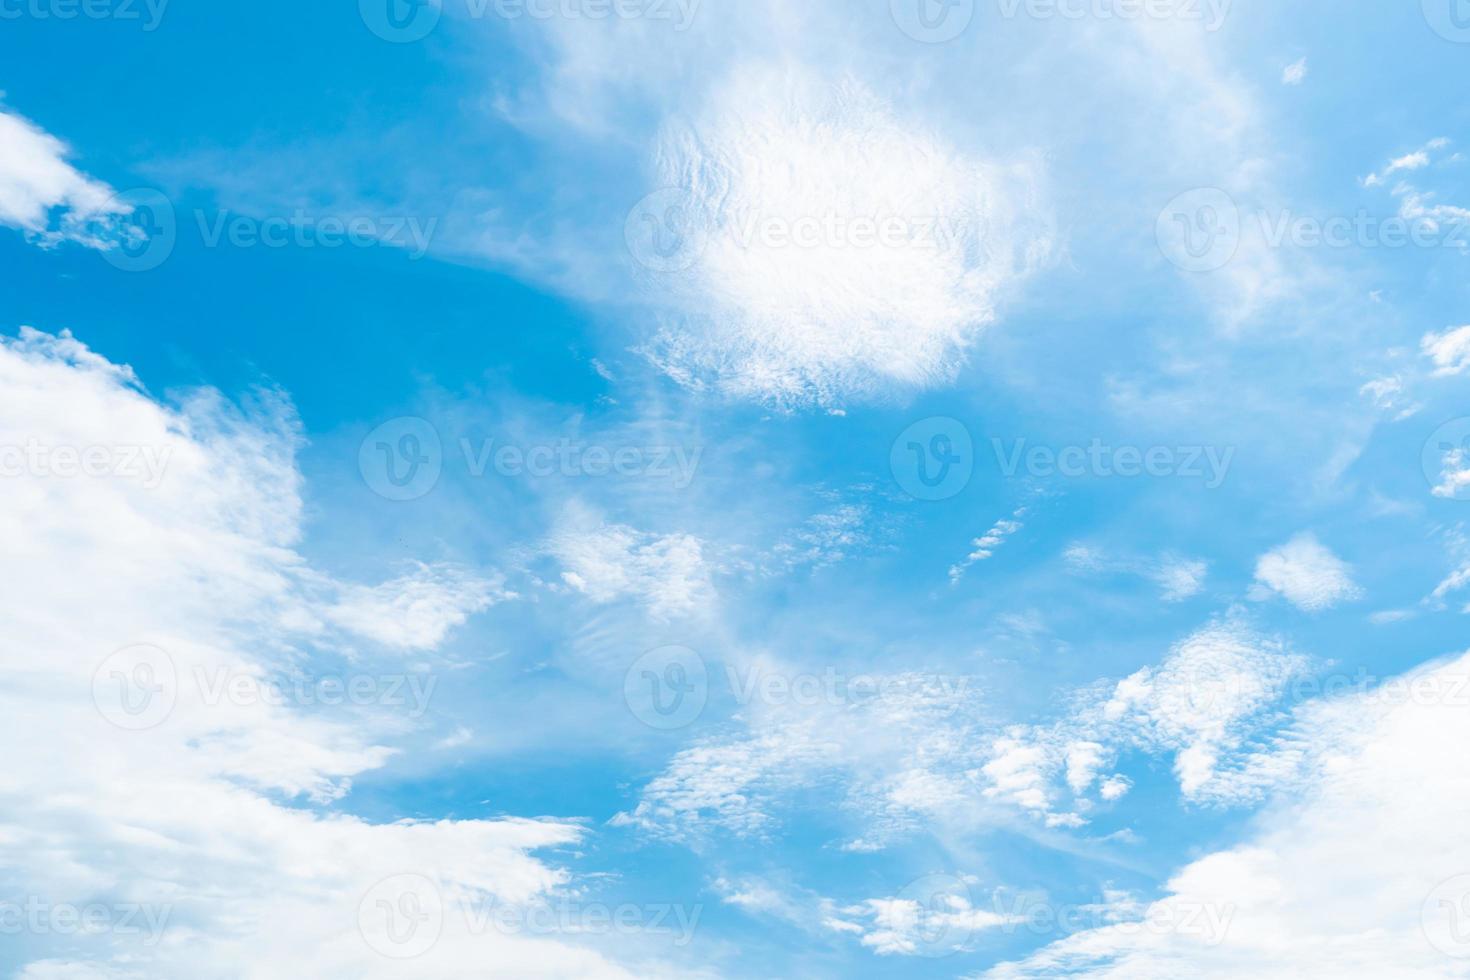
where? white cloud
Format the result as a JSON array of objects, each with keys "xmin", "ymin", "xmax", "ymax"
[
  {"xmin": 1099, "ymin": 622, "xmax": 1311, "ymax": 799},
  {"xmin": 1252, "ymin": 534, "xmax": 1363, "ymax": 612},
  {"xmin": 618, "ymin": 619, "xmax": 1305, "ymax": 848},
  {"xmin": 951, "ymin": 511, "xmax": 1028, "ymax": 583},
  {"xmin": 1359, "ymin": 375, "xmax": 1421, "ymax": 421},
  {"xmin": 984, "ymin": 650, "xmax": 1470, "ymax": 979},
  {"xmin": 857, "ymin": 889, "xmax": 1017, "ymax": 957},
  {"xmin": 1422, "ymin": 325, "xmax": 1470, "ymax": 377},
  {"xmin": 317, "ymin": 563, "xmax": 510, "ymax": 651},
  {"xmin": 638, "ymin": 63, "xmax": 1053, "ymax": 408},
  {"xmin": 1362, "ymin": 139, "xmax": 1444, "ymax": 187},
  {"xmin": 1065, "ymin": 545, "xmax": 1208, "ymax": 602},
  {"xmin": 1281, "ymin": 58, "xmax": 1308, "ymax": 86},
  {"xmin": 0, "ymin": 329, "xmax": 664, "ymax": 978},
  {"xmin": 613, "ymin": 665, "xmax": 982, "ymax": 848},
  {"xmin": 0, "ymin": 109, "xmax": 127, "ymax": 248},
  {"xmin": 548, "ymin": 506, "xmax": 715, "ymax": 618}
]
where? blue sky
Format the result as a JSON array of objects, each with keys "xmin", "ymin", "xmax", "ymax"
[{"xmin": 3, "ymin": 1, "xmax": 1470, "ymax": 977}]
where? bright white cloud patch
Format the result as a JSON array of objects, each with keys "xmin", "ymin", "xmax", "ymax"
[
  {"xmin": 638, "ymin": 64, "xmax": 1053, "ymax": 408},
  {"xmin": 0, "ymin": 109, "xmax": 127, "ymax": 248},
  {"xmin": 0, "ymin": 329, "xmax": 658, "ymax": 979},
  {"xmin": 1422, "ymin": 325, "xmax": 1470, "ymax": 377},
  {"xmin": 984, "ymin": 651, "xmax": 1470, "ymax": 979},
  {"xmin": 951, "ymin": 511, "xmax": 1028, "ymax": 583},
  {"xmin": 1281, "ymin": 58, "xmax": 1308, "ymax": 85},
  {"xmin": 549, "ymin": 506, "xmax": 715, "ymax": 619},
  {"xmin": 1252, "ymin": 534, "xmax": 1363, "ymax": 612}
]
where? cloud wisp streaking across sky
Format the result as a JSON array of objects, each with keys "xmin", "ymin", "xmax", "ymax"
[{"xmin": 4, "ymin": 2, "xmax": 1470, "ymax": 977}]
